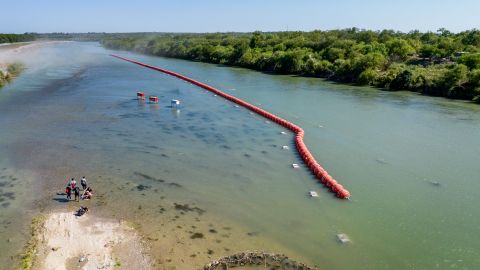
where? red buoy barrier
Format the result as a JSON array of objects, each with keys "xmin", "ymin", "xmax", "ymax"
[
  {"xmin": 137, "ymin": 91, "xmax": 145, "ymax": 99},
  {"xmin": 111, "ymin": 54, "xmax": 350, "ymax": 199},
  {"xmin": 337, "ymin": 189, "xmax": 351, "ymax": 199}
]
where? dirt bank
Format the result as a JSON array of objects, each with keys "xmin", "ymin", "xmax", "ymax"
[{"xmin": 31, "ymin": 211, "xmax": 151, "ymax": 270}]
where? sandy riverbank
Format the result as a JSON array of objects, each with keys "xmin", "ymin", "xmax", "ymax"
[
  {"xmin": 0, "ymin": 41, "xmax": 72, "ymax": 64},
  {"xmin": 0, "ymin": 41, "xmax": 72, "ymax": 86},
  {"xmin": 31, "ymin": 211, "xmax": 151, "ymax": 270}
]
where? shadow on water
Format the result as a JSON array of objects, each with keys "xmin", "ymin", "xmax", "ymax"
[{"xmin": 52, "ymin": 197, "xmax": 70, "ymax": 203}]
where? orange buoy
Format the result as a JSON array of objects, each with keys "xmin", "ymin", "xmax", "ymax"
[{"xmin": 337, "ymin": 189, "xmax": 350, "ymax": 199}]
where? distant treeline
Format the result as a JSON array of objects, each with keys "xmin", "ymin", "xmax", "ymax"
[
  {"xmin": 32, "ymin": 32, "xmax": 110, "ymax": 41},
  {"xmin": 101, "ymin": 29, "xmax": 480, "ymax": 103},
  {"xmin": 31, "ymin": 32, "xmax": 163, "ymax": 41},
  {"xmin": 0, "ymin": 33, "xmax": 35, "ymax": 44}
]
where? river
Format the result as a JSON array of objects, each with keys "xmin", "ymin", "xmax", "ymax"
[{"xmin": 0, "ymin": 42, "xmax": 479, "ymax": 269}]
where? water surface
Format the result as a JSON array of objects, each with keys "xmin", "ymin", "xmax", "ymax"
[{"xmin": 0, "ymin": 42, "xmax": 479, "ymax": 269}]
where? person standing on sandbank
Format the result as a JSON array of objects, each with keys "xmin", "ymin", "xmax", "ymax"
[
  {"xmin": 81, "ymin": 176, "xmax": 88, "ymax": 190},
  {"xmin": 74, "ymin": 185, "xmax": 80, "ymax": 202},
  {"xmin": 70, "ymin": 177, "xmax": 77, "ymax": 189},
  {"xmin": 66, "ymin": 185, "xmax": 72, "ymax": 201}
]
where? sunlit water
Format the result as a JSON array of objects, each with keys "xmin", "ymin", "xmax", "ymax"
[{"xmin": 0, "ymin": 42, "xmax": 479, "ymax": 269}]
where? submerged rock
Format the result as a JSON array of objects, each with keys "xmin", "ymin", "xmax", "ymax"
[
  {"xmin": 202, "ymin": 251, "xmax": 317, "ymax": 270},
  {"xmin": 336, "ymin": 233, "xmax": 351, "ymax": 244},
  {"xmin": 190, "ymin": 232, "xmax": 204, "ymax": 239},
  {"xmin": 174, "ymin": 203, "xmax": 205, "ymax": 215},
  {"xmin": 428, "ymin": 181, "xmax": 441, "ymax": 187}
]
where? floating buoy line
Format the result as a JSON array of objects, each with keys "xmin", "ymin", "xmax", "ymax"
[{"xmin": 111, "ymin": 54, "xmax": 350, "ymax": 199}]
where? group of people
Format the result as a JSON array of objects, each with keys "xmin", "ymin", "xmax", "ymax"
[{"xmin": 65, "ymin": 176, "xmax": 93, "ymax": 201}]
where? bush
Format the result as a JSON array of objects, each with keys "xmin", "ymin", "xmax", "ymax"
[
  {"xmin": 358, "ymin": 69, "xmax": 380, "ymax": 85},
  {"xmin": 458, "ymin": 53, "xmax": 480, "ymax": 69}
]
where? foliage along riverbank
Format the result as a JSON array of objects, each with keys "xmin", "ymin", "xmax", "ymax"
[
  {"xmin": 0, "ymin": 33, "xmax": 35, "ymax": 44},
  {"xmin": 0, "ymin": 34, "xmax": 32, "ymax": 88},
  {"xmin": 101, "ymin": 29, "xmax": 480, "ymax": 103},
  {"xmin": 0, "ymin": 63, "xmax": 24, "ymax": 88}
]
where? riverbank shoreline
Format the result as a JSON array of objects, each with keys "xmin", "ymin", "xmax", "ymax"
[
  {"xmin": 21, "ymin": 211, "xmax": 151, "ymax": 270},
  {"xmin": 101, "ymin": 31, "xmax": 480, "ymax": 104},
  {"xmin": 0, "ymin": 41, "xmax": 72, "ymax": 88}
]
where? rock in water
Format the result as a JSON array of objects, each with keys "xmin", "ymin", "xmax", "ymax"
[{"xmin": 337, "ymin": 233, "xmax": 351, "ymax": 244}]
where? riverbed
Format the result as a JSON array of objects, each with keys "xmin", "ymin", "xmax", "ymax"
[{"xmin": 1, "ymin": 42, "xmax": 479, "ymax": 269}]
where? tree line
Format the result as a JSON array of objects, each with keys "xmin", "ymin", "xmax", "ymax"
[
  {"xmin": 0, "ymin": 33, "xmax": 35, "ymax": 44},
  {"xmin": 101, "ymin": 29, "xmax": 480, "ymax": 103}
]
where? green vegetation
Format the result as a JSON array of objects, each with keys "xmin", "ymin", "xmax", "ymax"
[
  {"xmin": 0, "ymin": 33, "xmax": 30, "ymax": 89},
  {"xmin": 0, "ymin": 63, "xmax": 25, "ymax": 88},
  {"xmin": 114, "ymin": 258, "xmax": 122, "ymax": 267},
  {"xmin": 0, "ymin": 33, "xmax": 35, "ymax": 44},
  {"xmin": 101, "ymin": 29, "xmax": 480, "ymax": 103},
  {"xmin": 17, "ymin": 215, "xmax": 45, "ymax": 270}
]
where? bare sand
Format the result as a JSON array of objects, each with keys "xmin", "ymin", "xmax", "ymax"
[
  {"xmin": 0, "ymin": 41, "xmax": 71, "ymax": 64},
  {"xmin": 0, "ymin": 41, "xmax": 71, "ymax": 76},
  {"xmin": 33, "ymin": 211, "xmax": 151, "ymax": 270}
]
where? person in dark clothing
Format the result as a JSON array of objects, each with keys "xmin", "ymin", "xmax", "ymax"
[
  {"xmin": 75, "ymin": 206, "xmax": 89, "ymax": 216},
  {"xmin": 80, "ymin": 176, "xmax": 87, "ymax": 190},
  {"xmin": 74, "ymin": 186, "xmax": 80, "ymax": 201},
  {"xmin": 66, "ymin": 186, "xmax": 72, "ymax": 201}
]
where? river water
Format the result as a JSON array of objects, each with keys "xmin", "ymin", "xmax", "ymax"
[{"xmin": 0, "ymin": 42, "xmax": 479, "ymax": 269}]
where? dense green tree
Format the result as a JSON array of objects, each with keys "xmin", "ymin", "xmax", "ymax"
[
  {"xmin": 323, "ymin": 47, "xmax": 345, "ymax": 62},
  {"xmin": 386, "ymin": 38, "xmax": 415, "ymax": 61},
  {"xmin": 101, "ymin": 28, "xmax": 480, "ymax": 102},
  {"xmin": 461, "ymin": 30, "xmax": 480, "ymax": 46},
  {"xmin": 458, "ymin": 53, "xmax": 480, "ymax": 69},
  {"xmin": 358, "ymin": 68, "xmax": 380, "ymax": 85},
  {"xmin": 0, "ymin": 33, "xmax": 35, "ymax": 44}
]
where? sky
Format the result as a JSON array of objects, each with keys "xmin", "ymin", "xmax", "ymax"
[{"xmin": 1, "ymin": 0, "xmax": 479, "ymax": 33}]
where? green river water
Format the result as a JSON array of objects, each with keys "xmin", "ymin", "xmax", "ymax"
[{"xmin": 0, "ymin": 42, "xmax": 479, "ymax": 269}]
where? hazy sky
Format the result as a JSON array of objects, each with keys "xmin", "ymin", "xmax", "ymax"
[{"xmin": 1, "ymin": 0, "xmax": 479, "ymax": 33}]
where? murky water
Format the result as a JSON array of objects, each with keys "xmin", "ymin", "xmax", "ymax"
[{"xmin": 1, "ymin": 42, "xmax": 479, "ymax": 269}]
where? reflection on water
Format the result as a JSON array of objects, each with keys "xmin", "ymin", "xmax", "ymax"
[{"xmin": 0, "ymin": 42, "xmax": 479, "ymax": 269}]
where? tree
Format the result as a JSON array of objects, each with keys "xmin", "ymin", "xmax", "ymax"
[
  {"xmin": 386, "ymin": 38, "xmax": 415, "ymax": 61},
  {"xmin": 458, "ymin": 53, "xmax": 480, "ymax": 69},
  {"xmin": 441, "ymin": 64, "xmax": 469, "ymax": 98},
  {"xmin": 232, "ymin": 41, "xmax": 249, "ymax": 62},
  {"xmin": 437, "ymin": 28, "xmax": 452, "ymax": 37},
  {"xmin": 461, "ymin": 30, "xmax": 480, "ymax": 46},
  {"xmin": 249, "ymin": 31, "xmax": 263, "ymax": 48},
  {"xmin": 323, "ymin": 47, "xmax": 345, "ymax": 62},
  {"xmin": 358, "ymin": 68, "xmax": 380, "ymax": 85}
]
